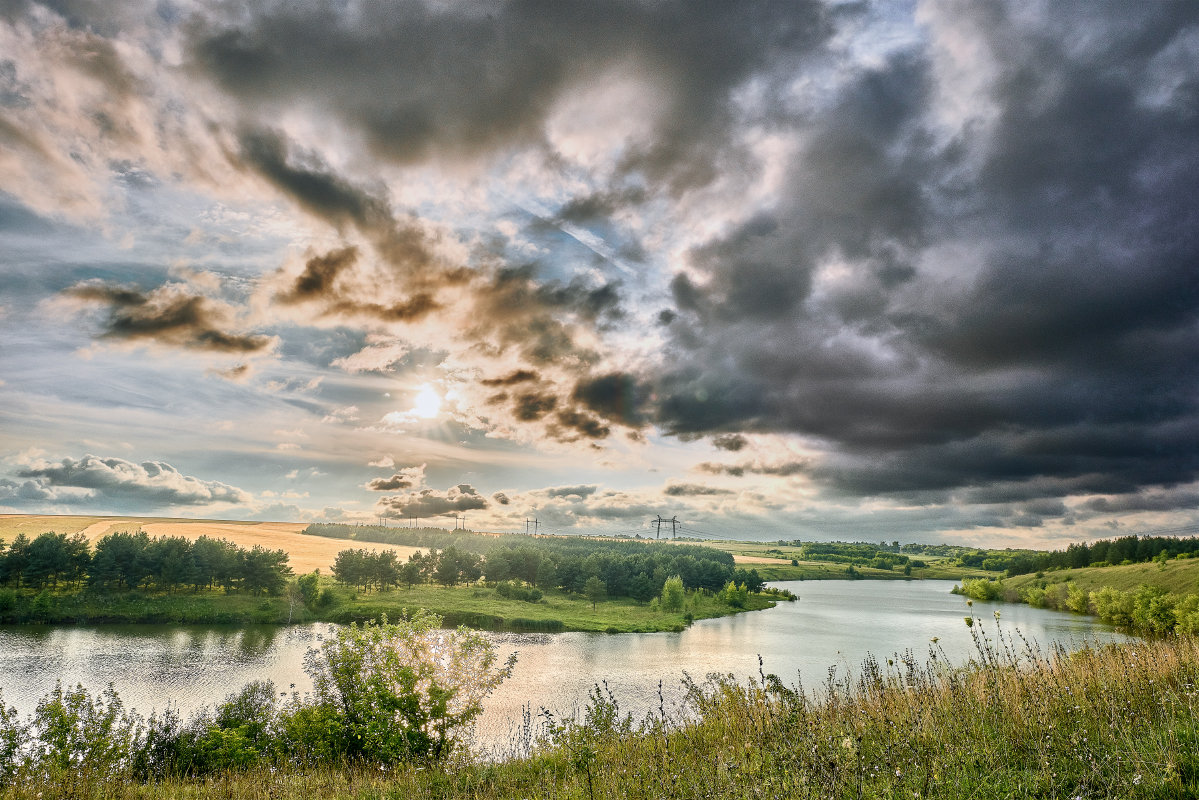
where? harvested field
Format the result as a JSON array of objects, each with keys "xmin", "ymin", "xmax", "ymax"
[
  {"xmin": 0, "ymin": 514, "xmax": 419, "ymax": 574},
  {"xmin": 731, "ymin": 554, "xmax": 789, "ymax": 565}
]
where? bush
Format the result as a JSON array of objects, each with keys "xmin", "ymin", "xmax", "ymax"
[
  {"xmin": 495, "ymin": 580, "xmax": 543, "ymax": 603},
  {"xmin": 28, "ymin": 683, "xmax": 142, "ymax": 784},
  {"xmin": 0, "ymin": 691, "xmax": 23, "ymax": 788},
  {"xmin": 660, "ymin": 575, "xmax": 685, "ymax": 612},
  {"xmin": 954, "ymin": 578, "xmax": 1004, "ymax": 601},
  {"xmin": 303, "ymin": 610, "xmax": 516, "ymax": 763}
]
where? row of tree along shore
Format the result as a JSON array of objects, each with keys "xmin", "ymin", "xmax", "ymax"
[{"xmin": 0, "ymin": 527, "xmax": 784, "ymax": 631}]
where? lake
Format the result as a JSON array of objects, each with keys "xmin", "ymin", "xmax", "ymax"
[{"xmin": 0, "ymin": 580, "xmax": 1130, "ymax": 751}]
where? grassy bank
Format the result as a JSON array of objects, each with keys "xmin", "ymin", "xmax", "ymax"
[
  {"xmin": 955, "ymin": 556, "xmax": 1199, "ymax": 635},
  {"xmin": 1002, "ymin": 556, "xmax": 1199, "ymax": 596},
  {"xmin": 699, "ymin": 539, "xmax": 992, "ymax": 581},
  {"xmin": 4, "ymin": 623, "xmax": 1198, "ymax": 799},
  {"xmin": 0, "ymin": 580, "xmax": 779, "ymax": 632}
]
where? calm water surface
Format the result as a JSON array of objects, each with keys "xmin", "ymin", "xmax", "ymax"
[{"xmin": 0, "ymin": 581, "xmax": 1130, "ymax": 748}]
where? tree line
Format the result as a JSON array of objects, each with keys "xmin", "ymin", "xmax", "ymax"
[
  {"xmin": 329, "ymin": 538, "xmax": 764, "ymax": 603},
  {"xmin": 0, "ymin": 531, "xmax": 293, "ymax": 595},
  {"xmin": 998, "ymin": 535, "xmax": 1199, "ymax": 577}
]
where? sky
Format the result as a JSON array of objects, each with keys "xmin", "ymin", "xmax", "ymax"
[{"xmin": 1, "ymin": 1, "xmax": 1198, "ymax": 548}]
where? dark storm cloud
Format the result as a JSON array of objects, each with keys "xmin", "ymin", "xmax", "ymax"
[
  {"xmin": 698, "ymin": 461, "xmax": 808, "ymax": 478},
  {"xmin": 16, "ymin": 454, "xmax": 252, "ymax": 506},
  {"xmin": 463, "ymin": 267, "xmax": 621, "ymax": 367},
  {"xmin": 187, "ymin": 0, "xmax": 832, "ymax": 189},
  {"xmin": 712, "ymin": 434, "xmax": 748, "ymax": 452},
  {"xmin": 278, "ymin": 246, "xmax": 359, "ymax": 305},
  {"xmin": 236, "ymin": 127, "xmax": 394, "ymax": 234},
  {"xmin": 65, "ymin": 281, "xmax": 274, "ymax": 353},
  {"xmin": 377, "ymin": 484, "xmax": 487, "ymax": 518},
  {"xmin": 553, "ymin": 408, "xmax": 610, "ymax": 441},
  {"xmin": 545, "ymin": 484, "xmax": 598, "ymax": 499},
  {"xmin": 571, "ymin": 372, "xmax": 650, "ymax": 428},
  {"xmin": 365, "ymin": 473, "xmax": 416, "ymax": 491},
  {"xmin": 556, "ymin": 186, "xmax": 647, "ymax": 224},
  {"xmin": 634, "ymin": 3, "xmax": 1199, "ymax": 516},
  {"xmin": 511, "ymin": 392, "xmax": 558, "ymax": 422},
  {"xmin": 492, "ymin": 491, "xmax": 511, "ymax": 505},
  {"xmin": 237, "ymin": 128, "xmax": 449, "ymax": 280},
  {"xmin": 664, "ymin": 482, "xmax": 732, "ymax": 497},
  {"xmin": 480, "ymin": 370, "xmax": 539, "ymax": 387}
]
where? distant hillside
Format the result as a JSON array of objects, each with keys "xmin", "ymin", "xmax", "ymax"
[{"xmin": 1003, "ymin": 556, "xmax": 1199, "ymax": 597}]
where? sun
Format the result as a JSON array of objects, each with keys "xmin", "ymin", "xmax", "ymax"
[{"xmin": 411, "ymin": 383, "xmax": 442, "ymax": 419}]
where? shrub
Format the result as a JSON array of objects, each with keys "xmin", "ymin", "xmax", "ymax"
[
  {"xmin": 660, "ymin": 575, "xmax": 685, "ymax": 612},
  {"xmin": 303, "ymin": 610, "xmax": 516, "ymax": 763},
  {"xmin": 1066, "ymin": 583, "xmax": 1090, "ymax": 614},
  {"xmin": 28, "ymin": 683, "xmax": 142, "ymax": 784},
  {"xmin": 0, "ymin": 691, "xmax": 24, "ymax": 788},
  {"xmin": 954, "ymin": 578, "xmax": 1004, "ymax": 602},
  {"xmin": 0, "ymin": 590, "xmax": 15, "ymax": 621},
  {"xmin": 721, "ymin": 581, "xmax": 749, "ymax": 609},
  {"xmin": 495, "ymin": 580, "xmax": 542, "ymax": 603}
]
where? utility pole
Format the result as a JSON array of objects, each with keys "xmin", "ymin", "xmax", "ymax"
[
  {"xmin": 655, "ymin": 515, "xmax": 679, "ymax": 539},
  {"xmin": 526, "ymin": 517, "xmax": 540, "ymax": 535}
]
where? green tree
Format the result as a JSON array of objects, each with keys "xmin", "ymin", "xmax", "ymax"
[
  {"xmin": 660, "ymin": 575, "xmax": 685, "ymax": 612},
  {"xmin": 301, "ymin": 611, "xmax": 515, "ymax": 763},
  {"xmin": 296, "ymin": 571, "xmax": 321, "ymax": 609},
  {"xmin": 147, "ymin": 536, "xmax": 195, "ymax": 593},
  {"xmin": 584, "ymin": 576, "xmax": 606, "ymax": 610},
  {"xmin": 240, "ymin": 546, "xmax": 292, "ymax": 595},
  {"xmin": 334, "ymin": 549, "xmax": 381, "ymax": 591},
  {"xmin": 25, "ymin": 533, "xmax": 77, "ymax": 589},
  {"xmin": 1, "ymin": 534, "xmax": 31, "ymax": 588},
  {"xmin": 90, "ymin": 531, "xmax": 150, "ymax": 590}
]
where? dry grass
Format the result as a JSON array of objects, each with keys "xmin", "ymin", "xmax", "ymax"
[{"xmin": 0, "ymin": 514, "xmax": 419, "ymax": 574}]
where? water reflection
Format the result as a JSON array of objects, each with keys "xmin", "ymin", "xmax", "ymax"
[{"xmin": 0, "ymin": 580, "xmax": 1131, "ymax": 749}]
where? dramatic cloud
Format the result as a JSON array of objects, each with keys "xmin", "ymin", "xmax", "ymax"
[
  {"xmin": 698, "ymin": 461, "xmax": 809, "ymax": 478},
  {"xmin": 64, "ymin": 281, "xmax": 274, "ymax": 354},
  {"xmin": 186, "ymin": 0, "xmax": 831, "ymax": 186},
  {"xmin": 2, "ymin": 2, "xmax": 1198, "ymax": 544},
  {"xmin": 377, "ymin": 484, "xmax": 488, "ymax": 519},
  {"xmin": 364, "ymin": 464, "xmax": 426, "ymax": 492},
  {"xmin": 544, "ymin": 485, "xmax": 599, "ymax": 499},
  {"xmin": 15, "ymin": 455, "xmax": 252, "ymax": 508},
  {"xmin": 664, "ymin": 482, "xmax": 733, "ymax": 497},
  {"xmin": 712, "ymin": 434, "xmax": 748, "ymax": 452}
]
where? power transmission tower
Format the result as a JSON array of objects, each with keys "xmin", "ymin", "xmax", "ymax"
[
  {"xmin": 526, "ymin": 517, "xmax": 540, "ymax": 535},
  {"xmin": 653, "ymin": 515, "xmax": 679, "ymax": 539}
]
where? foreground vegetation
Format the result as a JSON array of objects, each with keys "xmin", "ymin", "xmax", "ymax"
[{"xmin": 1, "ymin": 615, "xmax": 1197, "ymax": 799}]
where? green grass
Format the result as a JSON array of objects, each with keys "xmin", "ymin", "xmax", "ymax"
[
  {"xmin": 319, "ymin": 582, "xmax": 776, "ymax": 632},
  {"xmin": 1004, "ymin": 556, "xmax": 1199, "ymax": 597},
  {"xmin": 5, "ymin": 625, "xmax": 1199, "ymax": 799},
  {"xmin": 0, "ymin": 580, "xmax": 777, "ymax": 632},
  {"xmin": 692, "ymin": 539, "xmax": 991, "ymax": 582}
]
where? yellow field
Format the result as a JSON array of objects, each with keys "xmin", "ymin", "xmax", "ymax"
[{"xmin": 0, "ymin": 514, "xmax": 418, "ymax": 574}]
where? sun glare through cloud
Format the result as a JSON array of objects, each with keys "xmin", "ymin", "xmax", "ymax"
[{"xmin": 411, "ymin": 384, "xmax": 442, "ymax": 420}]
